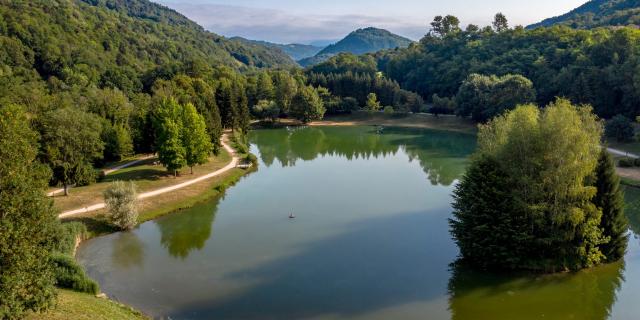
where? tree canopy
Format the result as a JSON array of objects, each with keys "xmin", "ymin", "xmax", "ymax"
[{"xmin": 451, "ymin": 99, "xmax": 625, "ymax": 272}]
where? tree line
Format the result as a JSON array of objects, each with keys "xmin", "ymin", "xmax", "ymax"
[{"xmin": 374, "ymin": 13, "xmax": 640, "ymax": 121}]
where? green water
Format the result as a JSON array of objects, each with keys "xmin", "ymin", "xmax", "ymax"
[{"xmin": 77, "ymin": 126, "xmax": 640, "ymax": 319}]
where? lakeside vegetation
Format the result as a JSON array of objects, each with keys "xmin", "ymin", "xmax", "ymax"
[
  {"xmin": 3, "ymin": 0, "xmax": 640, "ymax": 318},
  {"xmin": 451, "ymin": 100, "xmax": 627, "ymax": 272}
]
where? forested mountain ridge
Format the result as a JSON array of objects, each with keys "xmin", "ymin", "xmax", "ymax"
[
  {"xmin": 299, "ymin": 27, "xmax": 413, "ymax": 66},
  {"xmin": 372, "ymin": 15, "xmax": 640, "ymax": 119},
  {"xmin": 0, "ymin": 0, "xmax": 294, "ymax": 91},
  {"xmin": 528, "ymin": 0, "xmax": 640, "ymax": 29},
  {"xmin": 230, "ymin": 37, "xmax": 324, "ymax": 61}
]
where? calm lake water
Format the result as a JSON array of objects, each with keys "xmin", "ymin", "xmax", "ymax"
[{"xmin": 77, "ymin": 126, "xmax": 640, "ymax": 319}]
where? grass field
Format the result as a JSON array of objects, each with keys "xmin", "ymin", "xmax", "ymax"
[
  {"xmin": 26, "ymin": 289, "xmax": 147, "ymax": 320},
  {"xmin": 53, "ymin": 149, "xmax": 232, "ymax": 213}
]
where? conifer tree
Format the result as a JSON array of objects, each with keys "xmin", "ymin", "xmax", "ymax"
[{"xmin": 594, "ymin": 149, "xmax": 628, "ymax": 261}]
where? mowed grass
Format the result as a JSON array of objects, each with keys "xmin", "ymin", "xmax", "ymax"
[
  {"xmin": 53, "ymin": 149, "xmax": 232, "ymax": 212},
  {"xmin": 26, "ymin": 289, "xmax": 147, "ymax": 320}
]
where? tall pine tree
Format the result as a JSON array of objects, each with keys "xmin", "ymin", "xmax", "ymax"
[{"xmin": 594, "ymin": 149, "xmax": 628, "ymax": 261}]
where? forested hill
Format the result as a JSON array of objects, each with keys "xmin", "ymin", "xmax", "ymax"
[
  {"xmin": 230, "ymin": 37, "xmax": 324, "ymax": 61},
  {"xmin": 0, "ymin": 0, "xmax": 295, "ymax": 87},
  {"xmin": 528, "ymin": 0, "xmax": 640, "ymax": 29},
  {"xmin": 299, "ymin": 28, "xmax": 413, "ymax": 66}
]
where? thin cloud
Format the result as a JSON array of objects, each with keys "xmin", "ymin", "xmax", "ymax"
[{"xmin": 158, "ymin": 2, "xmax": 426, "ymax": 44}]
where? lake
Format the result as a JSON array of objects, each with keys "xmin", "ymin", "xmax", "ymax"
[{"xmin": 77, "ymin": 126, "xmax": 640, "ymax": 319}]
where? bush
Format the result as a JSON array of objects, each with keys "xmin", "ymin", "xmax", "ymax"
[
  {"xmin": 383, "ymin": 106, "xmax": 394, "ymax": 114},
  {"xmin": 52, "ymin": 222, "xmax": 88, "ymax": 255},
  {"xmin": 634, "ymin": 158, "xmax": 640, "ymax": 167},
  {"xmin": 245, "ymin": 153, "xmax": 258, "ymax": 166},
  {"xmin": 51, "ymin": 253, "xmax": 99, "ymax": 295},
  {"xmin": 104, "ymin": 181, "xmax": 139, "ymax": 230},
  {"xmin": 606, "ymin": 115, "xmax": 635, "ymax": 142},
  {"xmin": 618, "ymin": 158, "xmax": 635, "ymax": 168}
]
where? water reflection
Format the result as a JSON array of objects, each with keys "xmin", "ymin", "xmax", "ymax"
[
  {"xmin": 250, "ymin": 126, "xmax": 476, "ymax": 186},
  {"xmin": 112, "ymin": 232, "xmax": 144, "ymax": 269},
  {"xmin": 155, "ymin": 197, "xmax": 220, "ymax": 259},
  {"xmin": 448, "ymin": 262, "xmax": 625, "ymax": 320},
  {"xmin": 169, "ymin": 210, "xmax": 456, "ymax": 319}
]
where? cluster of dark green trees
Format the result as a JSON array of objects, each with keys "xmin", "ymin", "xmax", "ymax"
[
  {"xmin": 451, "ymin": 99, "xmax": 628, "ymax": 272},
  {"xmin": 375, "ymin": 13, "xmax": 640, "ymax": 120},
  {"xmin": 306, "ymin": 54, "xmax": 424, "ymax": 113}
]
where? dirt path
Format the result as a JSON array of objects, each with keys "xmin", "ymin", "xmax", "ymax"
[
  {"xmin": 58, "ymin": 136, "xmax": 239, "ymax": 218},
  {"xmin": 608, "ymin": 147, "xmax": 640, "ymax": 159}
]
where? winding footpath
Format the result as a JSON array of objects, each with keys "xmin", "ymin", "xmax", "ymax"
[
  {"xmin": 607, "ymin": 147, "xmax": 640, "ymax": 159},
  {"xmin": 58, "ymin": 136, "xmax": 239, "ymax": 219}
]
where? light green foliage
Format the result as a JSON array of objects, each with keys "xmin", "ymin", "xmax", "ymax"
[
  {"xmin": 0, "ymin": 105, "xmax": 59, "ymax": 318},
  {"xmin": 366, "ymin": 93, "xmax": 381, "ymax": 112},
  {"xmin": 102, "ymin": 123, "xmax": 134, "ymax": 162},
  {"xmin": 40, "ymin": 107, "xmax": 104, "ymax": 195},
  {"xmin": 384, "ymin": 106, "xmax": 395, "ymax": 114},
  {"xmin": 182, "ymin": 103, "xmax": 212, "ymax": 173},
  {"xmin": 256, "ymin": 72, "xmax": 275, "ymax": 101},
  {"xmin": 154, "ymin": 99, "xmax": 187, "ymax": 175},
  {"xmin": 273, "ymin": 71, "xmax": 298, "ymax": 114},
  {"xmin": 452, "ymin": 99, "xmax": 616, "ymax": 272},
  {"xmin": 104, "ymin": 181, "xmax": 139, "ymax": 231},
  {"xmin": 253, "ymin": 100, "xmax": 281, "ymax": 122},
  {"xmin": 290, "ymin": 86, "xmax": 326, "ymax": 123}
]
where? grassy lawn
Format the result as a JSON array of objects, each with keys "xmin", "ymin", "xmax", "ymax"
[
  {"xmin": 26, "ymin": 289, "xmax": 147, "ymax": 320},
  {"xmin": 53, "ymin": 149, "xmax": 232, "ymax": 213}
]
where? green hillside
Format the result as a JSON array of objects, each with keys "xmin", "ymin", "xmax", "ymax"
[
  {"xmin": 231, "ymin": 37, "xmax": 323, "ymax": 61},
  {"xmin": 299, "ymin": 27, "xmax": 413, "ymax": 66},
  {"xmin": 528, "ymin": 0, "xmax": 640, "ymax": 29}
]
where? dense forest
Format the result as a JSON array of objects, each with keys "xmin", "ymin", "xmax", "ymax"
[
  {"xmin": 367, "ymin": 14, "xmax": 640, "ymax": 119},
  {"xmin": 529, "ymin": 0, "xmax": 640, "ymax": 29}
]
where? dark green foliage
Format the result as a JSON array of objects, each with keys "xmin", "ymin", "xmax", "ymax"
[
  {"xmin": 430, "ymin": 15, "xmax": 461, "ymax": 37},
  {"xmin": 450, "ymin": 155, "xmax": 529, "ymax": 270},
  {"xmin": 430, "ymin": 94, "xmax": 456, "ymax": 115},
  {"xmin": 307, "ymin": 57, "xmax": 424, "ymax": 113},
  {"xmin": 39, "ymin": 107, "xmax": 104, "ymax": 195},
  {"xmin": 594, "ymin": 149, "xmax": 628, "ymax": 261},
  {"xmin": 529, "ymin": 0, "xmax": 640, "ymax": 29},
  {"xmin": 455, "ymin": 74, "xmax": 536, "ymax": 122},
  {"xmin": 0, "ymin": 105, "xmax": 59, "ymax": 318},
  {"xmin": 451, "ymin": 102, "xmax": 620, "ymax": 272},
  {"xmin": 619, "ymin": 158, "xmax": 636, "ymax": 167},
  {"xmin": 380, "ymin": 21, "xmax": 640, "ymax": 120},
  {"xmin": 606, "ymin": 115, "xmax": 635, "ymax": 142},
  {"xmin": 50, "ymin": 253, "xmax": 99, "ymax": 295}
]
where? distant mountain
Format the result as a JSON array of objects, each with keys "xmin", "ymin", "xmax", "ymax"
[
  {"xmin": 528, "ymin": 0, "xmax": 640, "ymax": 29},
  {"xmin": 230, "ymin": 37, "xmax": 323, "ymax": 61},
  {"xmin": 299, "ymin": 27, "xmax": 413, "ymax": 67}
]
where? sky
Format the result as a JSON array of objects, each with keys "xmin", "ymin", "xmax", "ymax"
[{"xmin": 157, "ymin": 0, "xmax": 588, "ymax": 45}]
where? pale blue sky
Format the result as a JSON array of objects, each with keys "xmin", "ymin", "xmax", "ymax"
[{"xmin": 158, "ymin": 0, "xmax": 587, "ymax": 44}]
